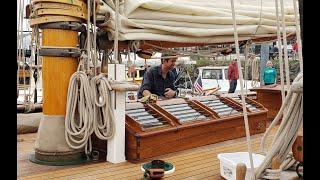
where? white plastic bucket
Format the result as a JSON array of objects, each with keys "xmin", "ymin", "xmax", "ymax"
[{"xmin": 217, "ymin": 152, "xmax": 265, "ymax": 180}]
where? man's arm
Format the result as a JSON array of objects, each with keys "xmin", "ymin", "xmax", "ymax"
[
  {"xmin": 164, "ymin": 88, "xmax": 176, "ymax": 98},
  {"xmin": 228, "ymin": 66, "xmax": 233, "ymax": 81},
  {"xmin": 138, "ymin": 70, "xmax": 153, "ymax": 98}
]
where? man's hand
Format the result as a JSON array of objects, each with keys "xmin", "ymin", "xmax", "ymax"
[
  {"xmin": 142, "ymin": 90, "xmax": 152, "ymax": 97},
  {"xmin": 164, "ymin": 88, "xmax": 176, "ymax": 98}
]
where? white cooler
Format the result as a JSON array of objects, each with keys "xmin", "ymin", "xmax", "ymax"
[{"xmin": 217, "ymin": 152, "xmax": 265, "ymax": 180}]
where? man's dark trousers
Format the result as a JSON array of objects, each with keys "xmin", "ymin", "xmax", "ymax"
[{"xmin": 228, "ymin": 80, "xmax": 237, "ymax": 93}]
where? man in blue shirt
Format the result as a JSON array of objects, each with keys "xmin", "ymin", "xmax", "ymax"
[
  {"xmin": 137, "ymin": 53, "xmax": 178, "ymax": 99},
  {"xmin": 263, "ymin": 60, "xmax": 277, "ymax": 85}
]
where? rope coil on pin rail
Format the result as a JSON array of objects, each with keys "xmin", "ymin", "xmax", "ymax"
[
  {"xmin": 64, "ymin": 51, "xmax": 95, "ymax": 155},
  {"xmin": 64, "ymin": 0, "xmax": 116, "ymax": 155},
  {"xmin": 90, "ymin": 74, "xmax": 115, "ymax": 140},
  {"xmin": 91, "ymin": 2, "xmax": 115, "ymax": 139}
]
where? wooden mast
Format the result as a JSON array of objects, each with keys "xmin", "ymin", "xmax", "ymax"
[
  {"xmin": 42, "ymin": 29, "xmax": 78, "ymax": 115},
  {"xmin": 29, "ymin": 0, "xmax": 88, "ymax": 164}
]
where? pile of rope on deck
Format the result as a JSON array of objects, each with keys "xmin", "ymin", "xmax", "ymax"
[{"xmin": 96, "ymin": 0, "xmax": 296, "ymax": 44}]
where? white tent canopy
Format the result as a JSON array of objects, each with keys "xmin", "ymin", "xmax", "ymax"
[{"xmin": 97, "ymin": 0, "xmax": 297, "ymax": 44}]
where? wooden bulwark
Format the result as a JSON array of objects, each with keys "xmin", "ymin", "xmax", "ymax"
[{"xmin": 250, "ymin": 86, "xmax": 287, "ymax": 119}]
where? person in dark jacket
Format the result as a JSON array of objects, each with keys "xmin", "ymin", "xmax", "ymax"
[{"xmin": 138, "ymin": 52, "xmax": 178, "ymax": 99}]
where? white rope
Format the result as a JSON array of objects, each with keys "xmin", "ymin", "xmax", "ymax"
[
  {"xmin": 87, "ymin": 0, "xmax": 92, "ymax": 72},
  {"xmin": 292, "ymin": 0, "xmax": 303, "ymax": 70},
  {"xmin": 248, "ymin": 54, "xmax": 260, "ymax": 88},
  {"xmin": 93, "ymin": 0, "xmax": 97, "ymax": 76},
  {"xmin": 280, "ymin": 153, "xmax": 297, "ymax": 170},
  {"xmin": 230, "ymin": 1, "xmax": 255, "ymax": 179},
  {"xmin": 65, "ymin": 14, "xmax": 116, "ymax": 154},
  {"xmin": 255, "ymin": 71, "xmax": 303, "ymax": 179},
  {"xmin": 64, "ymin": 70, "xmax": 95, "ymax": 155},
  {"xmin": 113, "ymin": 0, "xmax": 119, "ymax": 63},
  {"xmin": 24, "ymin": 102, "xmax": 35, "ymax": 113},
  {"xmin": 129, "ymin": 40, "xmax": 140, "ymax": 52},
  {"xmin": 17, "ymin": 0, "xmax": 28, "ymax": 105},
  {"xmin": 280, "ymin": 0, "xmax": 291, "ymax": 89},
  {"xmin": 275, "ymin": 0, "xmax": 286, "ymax": 105},
  {"xmin": 244, "ymin": 44, "xmax": 249, "ymax": 92},
  {"xmin": 261, "ymin": 153, "xmax": 296, "ymax": 179},
  {"xmin": 253, "ymin": 0, "xmax": 263, "ymax": 36},
  {"xmin": 90, "ymin": 74, "xmax": 115, "ymax": 140},
  {"xmin": 262, "ymin": 169, "xmax": 282, "ymax": 179}
]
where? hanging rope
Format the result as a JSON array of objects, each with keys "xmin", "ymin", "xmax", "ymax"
[
  {"xmin": 280, "ymin": 0, "xmax": 291, "ymax": 89},
  {"xmin": 292, "ymin": 0, "xmax": 303, "ymax": 70},
  {"xmin": 275, "ymin": 0, "xmax": 286, "ymax": 105},
  {"xmin": 65, "ymin": 53, "xmax": 95, "ymax": 155},
  {"xmin": 129, "ymin": 40, "xmax": 140, "ymax": 53},
  {"xmin": 255, "ymin": 72, "xmax": 302, "ymax": 179},
  {"xmin": 248, "ymin": 54, "xmax": 260, "ymax": 88},
  {"xmin": 230, "ymin": 1, "xmax": 255, "ymax": 179},
  {"xmin": 65, "ymin": 0, "xmax": 115, "ymax": 154},
  {"xmin": 113, "ymin": 0, "xmax": 119, "ymax": 63},
  {"xmin": 253, "ymin": 0, "xmax": 263, "ymax": 36},
  {"xmin": 90, "ymin": 74, "xmax": 115, "ymax": 140}
]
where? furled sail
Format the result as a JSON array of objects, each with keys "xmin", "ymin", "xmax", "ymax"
[{"xmin": 96, "ymin": 0, "xmax": 297, "ymax": 44}]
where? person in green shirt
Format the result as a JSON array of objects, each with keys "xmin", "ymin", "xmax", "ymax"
[{"xmin": 263, "ymin": 60, "xmax": 277, "ymax": 86}]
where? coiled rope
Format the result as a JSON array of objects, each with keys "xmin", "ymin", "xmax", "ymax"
[
  {"xmin": 64, "ymin": 63, "xmax": 95, "ymax": 155},
  {"xmin": 65, "ymin": 51, "xmax": 116, "ymax": 156},
  {"xmin": 90, "ymin": 74, "xmax": 115, "ymax": 140},
  {"xmin": 255, "ymin": 71, "xmax": 303, "ymax": 179},
  {"xmin": 65, "ymin": 3, "xmax": 116, "ymax": 153}
]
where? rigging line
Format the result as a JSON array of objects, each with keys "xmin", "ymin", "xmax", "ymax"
[
  {"xmin": 18, "ymin": 0, "xmax": 28, "ymax": 105},
  {"xmin": 36, "ymin": 27, "xmax": 42, "ymax": 102},
  {"xmin": 275, "ymin": 0, "xmax": 286, "ymax": 104},
  {"xmin": 293, "ymin": 0, "xmax": 303, "ymax": 70},
  {"xmin": 93, "ymin": 0, "xmax": 97, "ymax": 76},
  {"xmin": 30, "ymin": 26, "xmax": 40, "ymax": 103},
  {"xmin": 17, "ymin": 0, "xmax": 22, "ymax": 86},
  {"xmin": 230, "ymin": 0, "xmax": 255, "ymax": 179},
  {"xmin": 253, "ymin": 0, "xmax": 263, "ymax": 36},
  {"xmin": 87, "ymin": 0, "xmax": 91, "ymax": 72},
  {"xmin": 114, "ymin": 0, "xmax": 119, "ymax": 64},
  {"xmin": 280, "ymin": 0, "xmax": 291, "ymax": 88}
]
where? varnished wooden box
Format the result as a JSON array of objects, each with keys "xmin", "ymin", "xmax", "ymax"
[
  {"xmin": 125, "ymin": 96, "xmax": 267, "ymax": 163},
  {"xmin": 250, "ymin": 85, "xmax": 288, "ymax": 120}
]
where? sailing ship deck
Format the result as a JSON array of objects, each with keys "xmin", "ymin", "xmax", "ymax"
[{"xmin": 18, "ymin": 125, "xmax": 298, "ymax": 180}]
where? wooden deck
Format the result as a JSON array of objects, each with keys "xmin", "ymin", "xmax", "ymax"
[{"xmin": 17, "ymin": 126, "xmax": 297, "ymax": 179}]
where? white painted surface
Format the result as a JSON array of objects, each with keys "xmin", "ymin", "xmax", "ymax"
[{"xmin": 107, "ymin": 64, "xmax": 126, "ymax": 163}]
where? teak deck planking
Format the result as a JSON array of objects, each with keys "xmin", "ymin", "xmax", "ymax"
[{"xmin": 18, "ymin": 129, "xmax": 275, "ymax": 179}]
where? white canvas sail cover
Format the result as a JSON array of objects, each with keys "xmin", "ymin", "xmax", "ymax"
[{"xmin": 96, "ymin": 0, "xmax": 297, "ymax": 44}]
